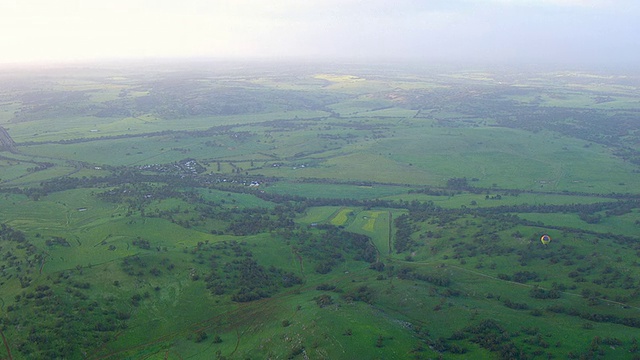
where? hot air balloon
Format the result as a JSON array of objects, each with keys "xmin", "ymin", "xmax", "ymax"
[{"xmin": 540, "ymin": 234, "xmax": 551, "ymax": 245}]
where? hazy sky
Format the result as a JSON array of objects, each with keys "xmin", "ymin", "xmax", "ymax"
[{"xmin": 2, "ymin": 0, "xmax": 639, "ymax": 66}]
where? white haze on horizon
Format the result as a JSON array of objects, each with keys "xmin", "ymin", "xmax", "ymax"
[{"xmin": 1, "ymin": 0, "xmax": 638, "ymax": 68}]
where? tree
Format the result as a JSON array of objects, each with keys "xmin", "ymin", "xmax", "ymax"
[{"xmin": 195, "ymin": 331, "xmax": 208, "ymax": 343}]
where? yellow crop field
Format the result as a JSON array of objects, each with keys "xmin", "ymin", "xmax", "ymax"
[
  {"xmin": 362, "ymin": 211, "xmax": 385, "ymax": 232},
  {"xmin": 330, "ymin": 208, "xmax": 352, "ymax": 226}
]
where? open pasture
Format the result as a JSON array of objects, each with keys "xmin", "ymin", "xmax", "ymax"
[
  {"xmin": 371, "ymin": 126, "xmax": 640, "ymax": 192},
  {"xmin": 508, "ymin": 91, "xmax": 640, "ymax": 110},
  {"xmin": 7, "ymin": 110, "xmax": 331, "ymax": 144},
  {"xmin": 296, "ymin": 206, "xmax": 342, "ymax": 224},
  {"xmin": 329, "ymin": 207, "xmax": 354, "ymax": 226},
  {"xmin": 0, "ymin": 152, "xmax": 76, "ymax": 186},
  {"xmin": 383, "ymin": 191, "xmax": 619, "ymax": 208},
  {"xmin": 19, "ymin": 132, "xmax": 273, "ymax": 167},
  {"xmin": 0, "ymin": 101, "xmax": 21, "ymax": 123},
  {"xmin": 92, "ymin": 268, "xmax": 433, "ymax": 360},
  {"xmin": 328, "ymin": 97, "xmax": 396, "ymax": 116},
  {"xmin": 263, "ymin": 151, "xmax": 431, "ymax": 184},
  {"xmin": 0, "ymin": 190, "xmax": 101, "ymax": 234},
  {"xmin": 1, "ymin": 163, "xmax": 77, "ymax": 186},
  {"xmin": 351, "ymin": 107, "xmax": 419, "ymax": 118},
  {"xmin": 360, "ymin": 210, "xmax": 385, "ymax": 232},
  {"xmin": 33, "ymin": 214, "xmax": 225, "ymax": 276},
  {"xmin": 0, "ymin": 159, "xmax": 34, "ymax": 182},
  {"xmin": 346, "ymin": 209, "xmax": 401, "ymax": 255},
  {"xmin": 255, "ymin": 118, "xmax": 640, "ymax": 193},
  {"xmin": 265, "ymin": 182, "xmax": 408, "ymax": 200},
  {"xmin": 517, "ymin": 210, "xmax": 640, "ymax": 238},
  {"xmin": 196, "ymin": 188, "xmax": 276, "ymax": 209}
]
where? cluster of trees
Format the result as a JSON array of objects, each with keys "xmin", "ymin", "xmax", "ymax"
[
  {"xmin": 394, "ymin": 214, "xmax": 415, "ymax": 253},
  {"xmin": 342, "ymin": 285, "xmax": 375, "ymax": 304},
  {"xmin": 496, "ymin": 106, "xmax": 640, "ymax": 163},
  {"xmin": 278, "ymin": 225, "xmax": 377, "ymax": 275},
  {"xmin": 529, "ymin": 286, "xmax": 561, "ymax": 300},
  {"xmin": 388, "ymin": 197, "xmax": 640, "ymax": 335},
  {"xmin": 176, "ymin": 240, "xmax": 302, "ymax": 302},
  {"xmin": 458, "ymin": 319, "xmax": 529, "ymax": 360},
  {"xmin": 396, "ymin": 266, "xmax": 451, "ymax": 287},
  {"xmin": 0, "ymin": 223, "xmax": 27, "ymax": 243},
  {"xmin": 426, "ymin": 84, "xmax": 640, "ymax": 160},
  {"xmin": 0, "ymin": 224, "xmax": 42, "ymax": 285},
  {"xmin": 2, "ymin": 267, "xmax": 130, "ymax": 359},
  {"xmin": 44, "ymin": 236, "xmax": 70, "ymax": 247},
  {"xmin": 220, "ymin": 258, "xmax": 302, "ymax": 302},
  {"xmin": 225, "ymin": 208, "xmax": 295, "ymax": 236},
  {"xmin": 547, "ymin": 305, "xmax": 640, "ymax": 329},
  {"xmin": 131, "ymin": 237, "xmax": 151, "ymax": 250}
]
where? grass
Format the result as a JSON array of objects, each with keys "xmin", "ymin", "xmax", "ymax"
[
  {"xmin": 19, "ymin": 133, "xmax": 274, "ymax": 167},
  {"xmin": 360, "ymin": 211, "xmax": 384, "ymax": 232},
  {"xmin": 3, "ymin": 182, "xmax": 639, "ymax": 359},
  {"xmin": 2, "ymin": 164, "xmax": 77, "ymax": 186},
  {"xmin": 373, "ymin": 126, "xmax": 640, "ymax": 192},
  {"xmin": 346, "ymin": 209, "xmax": 405, "ymax": 256},
  {"xmin": 297, "ymin": 206, "xmax": 342, "ymax": 224},
  {"xmin": 329, "ymin": 208, "xmax": 353, "ymax": 226},
  {"xmin": 7, "ymin": 109, "xmax": 331, "ymax": 143},
  {"xmin": 265, "ymin": 182, "xmax": 408, "ymax": 200},
  {"xmin": 383, "ymin": 192, "xmax": 618, "ymax": 208},
  {"xmin": 328, "ymin": 99, "xmax": 395, "ymax": 116},
  {"xmin": 361, "ymin": 108, "xmax": 418, "ymax": 118},
  {"xmin": 196, "ymin": 188, "xmax": 276, "ymax": 209},
  {"xmin": 0, "ymin": 160, "xmax": 33, "ymax": 182},
  {"xmin": 2, "ymin": 64, "xmax": 640, "ymax": 360},
  {"xmin": 252, "ymin": 121, "xmax": 640, "ymax": 193},
  {"xmin": 518, "ymin": 210, "xmax": 640, "ymax": 237},
  {"xmin": 297, "ymin": 207, "xmax": 404, "ymax": 256}
]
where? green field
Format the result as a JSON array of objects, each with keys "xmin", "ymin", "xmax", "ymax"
[
  {"xmin": 297, "ymin": 206, "xmax": 343, "ymax": 224},
  {"xmin": 330, "ymin": 208, "xmax": 353, "ymax": 226},
  {"xmin": 0, "ymin": 63, "xmax": 639, "ymax": 359},
  {"xmin": 265, "ymin": 182, "xmax": 408, "ymax": 200}
]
